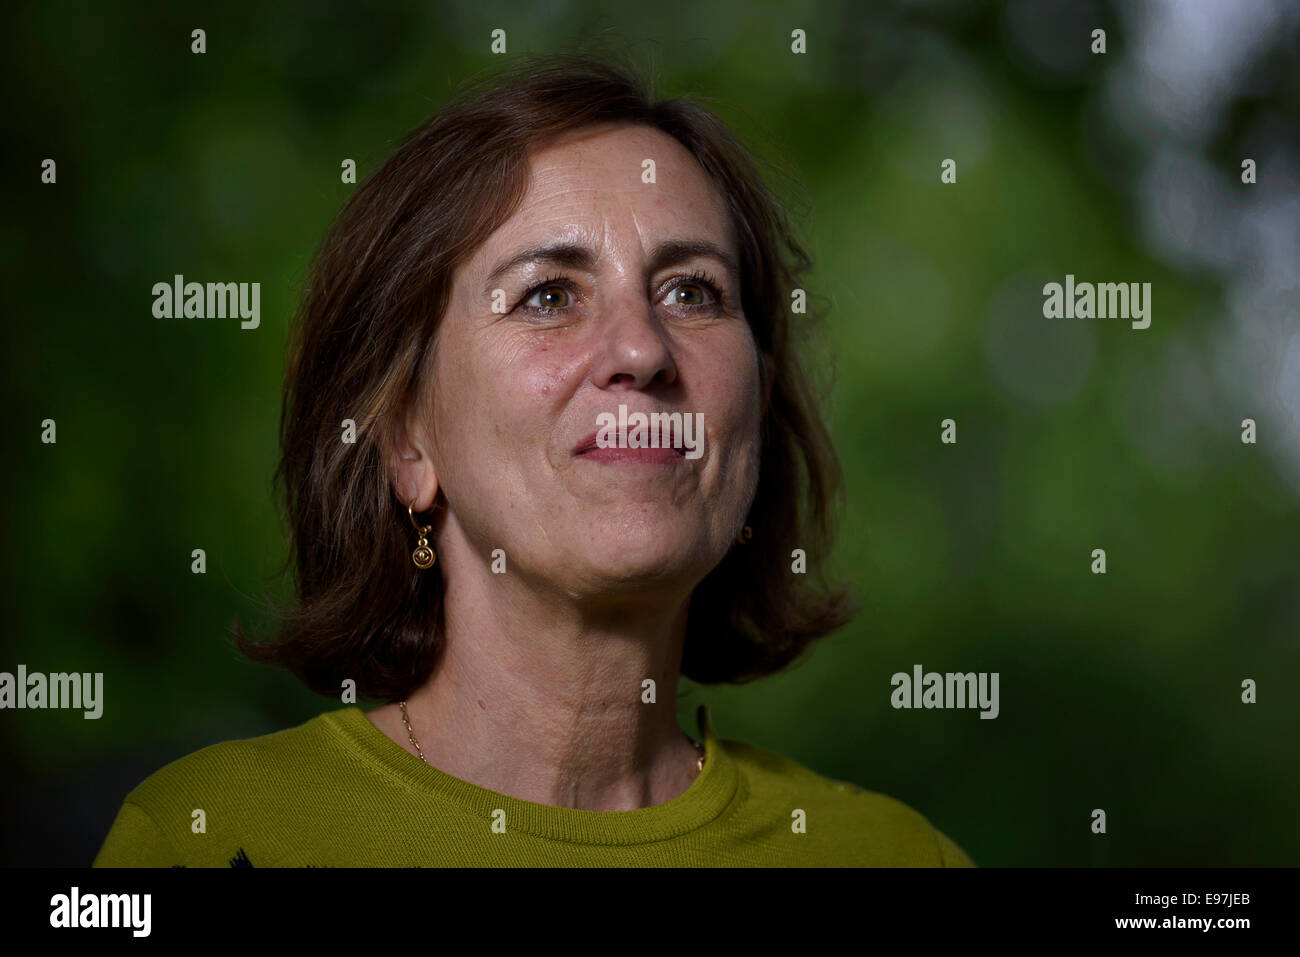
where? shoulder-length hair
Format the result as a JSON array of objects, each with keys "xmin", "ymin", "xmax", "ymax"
[{"xmin": 236, "ymin": 50, "xmax": 854, "ymax": 700}]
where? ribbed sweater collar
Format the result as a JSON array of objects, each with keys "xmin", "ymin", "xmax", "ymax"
[{"xmin": 323, "ymin": 703, "xmax": 741, "ymax": 846}]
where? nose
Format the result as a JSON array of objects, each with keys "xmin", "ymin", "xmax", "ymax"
[{"xmin": 589, "ymin": 287, "xmax": 679, "ymax": 390}]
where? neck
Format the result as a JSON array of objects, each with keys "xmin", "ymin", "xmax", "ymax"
[{"xmin": 375, "ymin": 553, "xmax": 702, "ymax": 811}]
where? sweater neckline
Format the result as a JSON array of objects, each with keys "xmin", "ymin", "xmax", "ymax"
[{"xmin": 325, "ymin": 703, "xmax": 740, "ymax": 846}]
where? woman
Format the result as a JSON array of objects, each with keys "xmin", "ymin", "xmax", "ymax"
[{"xmin": 94, "ymin": 52, "xmax": 973, "ymax": 867}]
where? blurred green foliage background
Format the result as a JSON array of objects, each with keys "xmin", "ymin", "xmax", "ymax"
[{"xmin": 4, "ymin": 0, "xmax": 1299, "ymax": 865}]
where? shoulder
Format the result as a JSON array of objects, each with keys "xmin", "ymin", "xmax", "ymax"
[
  {"xmin": 94, "ymin": 709, "xmax": 350, "ymax": 866},
  {"xmin": 719, "ymin": 737, "xmax": 976, "ymax": 867},
  {"xmin": 126, "ymin": 709, "xmax": 345, "ymax": 808}
]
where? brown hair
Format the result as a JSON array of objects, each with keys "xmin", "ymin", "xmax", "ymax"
[{"xmin": 235, "ymin": 50, "xmax": 854, "ymax": 699}]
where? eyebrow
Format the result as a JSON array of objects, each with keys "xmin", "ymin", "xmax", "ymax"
[{"xmin": 481, "ymin": 238, "xmax": 739, "ymax": 294}]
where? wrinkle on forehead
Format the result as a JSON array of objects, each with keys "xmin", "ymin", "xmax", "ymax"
[{"xmin": 460, "ymin": 124, "xmax": 738, "ymax": 297}]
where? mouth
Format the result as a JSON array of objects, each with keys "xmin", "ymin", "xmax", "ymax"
[
  {"xmin": 572, "ymin": 429, "xmax": 688, "ymax": 464},
  {"xmin": 572, "ymin": 431, "xmax": 688, "ymax": 455},
  {"xmin": 573, "ymin": 432, "xmax": 602, "ymax": 455}
]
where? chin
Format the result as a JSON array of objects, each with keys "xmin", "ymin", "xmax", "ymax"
[{"xmin": 573, "ymin": 529, "xmax": 719, "ymax": 591}]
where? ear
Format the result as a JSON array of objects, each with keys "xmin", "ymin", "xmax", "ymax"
[{"xmin": 390, "ymin": 405, "xmax": 441, "ymax": 513}]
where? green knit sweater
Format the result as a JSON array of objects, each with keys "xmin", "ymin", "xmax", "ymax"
[{"xmin": 93, "ymin": 705, "xmax": 974, "ymax": 867}]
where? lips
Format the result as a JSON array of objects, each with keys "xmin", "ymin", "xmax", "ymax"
[
  {"xmin": 573, "ymin": 432, "xmax": 602, "ymax": 455},
  {"xmin": 572, "ymin": 429, "xmax": 686, "ymax": 456}
]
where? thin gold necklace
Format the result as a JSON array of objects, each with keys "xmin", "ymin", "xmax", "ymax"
[{"xmin": 398, "ymin": 700, "xmax": 705, "ymax": 772}]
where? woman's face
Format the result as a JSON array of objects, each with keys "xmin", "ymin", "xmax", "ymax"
[{"xmin": 412, "ymin": 122, "xmax": 764, "ymax": 599}]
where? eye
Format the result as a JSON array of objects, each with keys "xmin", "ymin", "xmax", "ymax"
[
  {"xmin": 660, "ymin": 270, "xmax": 723, "ymax": 310},
  {"xmin": 518, "ymin": 277, "xmax": 578, "ymax": 316},
  {"xmin": 523, "ymin": 282, "xmax": 571, "ymax": 310},
  {"xmin": 515, "ymin": 270, "xmax": 726, "ymax": 318},
  {"xmin": 664, "ymin": 284, "xmax": 706, "ymax": 306}
]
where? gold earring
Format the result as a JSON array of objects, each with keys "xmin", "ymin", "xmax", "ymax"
[{"xmin": 408, "ymin": 497, "xmax": 436, "ymax": 569}]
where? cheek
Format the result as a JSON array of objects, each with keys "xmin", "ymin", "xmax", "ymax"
[
  {"xmin": 516, "ymin": 349, "xmax": 568, "ymax": 401},
  {"xmin": 440, "ymin": 338, "xmax": 550, "ymax": 430},
  {"xmin": 701, "ymin": 336, "xmax": 762, "ymax": 433},
  {"xmin": 468, "ymin": 341, "xmax": 582, "ymax": 470},
  {"xmin": 493, "ymin": 331, "xmax": 589, "ymax": 398}
]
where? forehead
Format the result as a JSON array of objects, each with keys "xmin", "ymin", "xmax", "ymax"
[{"xmin": 471, "ymin": 123, "xmax": 734, "ymax": 263}]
